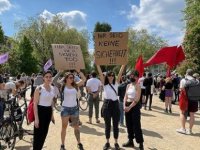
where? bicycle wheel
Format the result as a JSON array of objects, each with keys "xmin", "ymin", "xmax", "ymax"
[
  {"xmin": 54, "ymin": 98, "xmax": 62, "ymax": 112},
  {"xmin": 79, "ymin": 96, "xmax": 88, "ymax": 111},
  {"xmin": 0, "ymin": 120, "xmax": 17, "ymax": 150}
]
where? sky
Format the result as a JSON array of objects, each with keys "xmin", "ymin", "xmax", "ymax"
[{"xmin": 0, "ymin": 0, "xmax": 185, "ymax": 50}]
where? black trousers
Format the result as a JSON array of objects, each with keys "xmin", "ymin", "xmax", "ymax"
[
  {"xmin": 145, "ymin": 94, "xmax": 153, "ymax": 109},
  {"xmin": 125, "ymin": 102, "xmax": 144, "ymax": 143},
  {"xmin": 33, "ymin": 105, "xmax": 52, "ymax": 150},
  {"xmin": 103, "ymin": 100, "xmax": 120, "ymax": 139},
  {"xmin": 174, "ymin": 88, "xmax": 179, "ymax": 102}
]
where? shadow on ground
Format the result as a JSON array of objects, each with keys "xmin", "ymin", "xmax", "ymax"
[
  {"xmin": 142, "ymin": 129, "xmax": 163, "ymax": 139},
  {"xmin": 141, "ymin": 112, "xmax": 156, "ymax": 117},
  {"xmin": 15, "ymin": 145, "xmax": 32, "ymax": 150},
  {"xmin": 80, "ymin": 125, "xmax": 104, "ymax": 136}
]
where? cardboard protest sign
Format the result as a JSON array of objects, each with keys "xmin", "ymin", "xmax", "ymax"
[
  {"xmin": 94, "ymin": 32, "xmax": 128, "ymax": 65},
  {"xmin": 52, "ymin": 44, "xmax": 85, "ymax": 70}
]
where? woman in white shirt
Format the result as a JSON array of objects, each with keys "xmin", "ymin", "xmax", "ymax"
[
  {"xmin": 60, "ymin": 70, "xmax": 86, "ymax": 150},
  {"xmin": 33, "ymin": 70, "xmax": 56, "ymax": 150},
  {"xmin": 122, "ymin": 70, "xmax": 144, "ymax": 150},
  {"xmin": 97, "ymin": 65, "xmax": 125, "ymax": 150}
]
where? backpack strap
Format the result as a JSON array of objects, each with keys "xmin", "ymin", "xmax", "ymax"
[{"xmin": 108, "ymin": 83, "xmax": 118, "ymax": 96}]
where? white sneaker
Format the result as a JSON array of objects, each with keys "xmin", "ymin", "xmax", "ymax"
[
  {"xmin": 186, "ymin": 129, "xmax": 193, "ymax": 135},
  {"xmin": 176, "ymin": 128, "xmax": 186, "ymax": 134}
]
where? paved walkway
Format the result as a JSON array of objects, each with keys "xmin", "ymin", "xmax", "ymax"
[{"xmin": 14, "ymin": 93, "xmax": 200, "ymax": 150}]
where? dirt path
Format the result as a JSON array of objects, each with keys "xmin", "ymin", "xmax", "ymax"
[{"xmin": 14, "ymin": 92, "xmax": 200, "ymax": 150}]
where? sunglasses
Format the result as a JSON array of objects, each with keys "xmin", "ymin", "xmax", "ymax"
[
  {"xmin": 108, "ymin": 74, "xmax": 114, "ymax": 77},
  {"xmin": 44, "ymin": 76, "xmax": 52, "ymax": 78},
  {"xmin": 68, "ymin": 76, "xmax": 74, "ymax": 79}
]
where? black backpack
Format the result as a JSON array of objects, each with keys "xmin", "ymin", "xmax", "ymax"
[{"xmin": 185, "ymin": 78, "xmax": 200, "ymax": 101}]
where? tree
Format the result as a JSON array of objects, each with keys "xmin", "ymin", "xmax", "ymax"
[
  {"xmin": 17, "ymin": 16, "xmax": 90, "ymax": 72},
  {"xmin": 94, "ymin": 22, "xmax": 112, "ymax": 32},
  {"xmin": 179, "ymin": 0, "xmax": 200, "ymax": 74},
  {"xmin": 18, "ymin": 36, "xmax": 38, "ymax": 75},
  {"xmin": 0, "ymin": 24, "xmax": 4, "ymax": 44},
  {"xmin": 127, "ymin": 28, "xmax": 167, "ymax": 72}
]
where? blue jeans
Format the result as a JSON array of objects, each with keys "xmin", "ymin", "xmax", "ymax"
[
  {"xmin": 61, "ymin": 106, "xmax": 79, "ymax": 117},
  {"xmin": 119, "ymin": 101, "xmax": 124, "ymax": 125},
  {"xmin": 0, "ymin": 100, "xmax": 4, "ymax": 123}
]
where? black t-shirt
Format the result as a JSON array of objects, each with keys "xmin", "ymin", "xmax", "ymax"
[
  {"xmin": 118, "ymin": 82, "xmax": 128, "ymax": 102},
  {"xmin": 165, "ymin": 82, "xmax": 173, "ymax": 89}
]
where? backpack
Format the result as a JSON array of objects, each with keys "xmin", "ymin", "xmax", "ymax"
[
  {"xmin": 185, "ymin": 78, "xmax": 200, "ymax": 101},
  {"xmin": 27, "ymin": 86, "xmax": 42, "ymax": 124}
]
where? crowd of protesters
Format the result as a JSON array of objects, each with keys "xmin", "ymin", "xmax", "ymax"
[{"xmin": 0, "ymin": 67, "xmax": 199, "ymax": 150}]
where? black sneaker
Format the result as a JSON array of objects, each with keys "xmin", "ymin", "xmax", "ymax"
[
  {"xmin": 77, "ymin": 143, "xmax": 84, "ymax": 150},
  {"xmin": 139, "ymin": 143, "xmax": 144, "ymax": 150},
  {"xmin": 103, "ymin": 143, "xmax": 110, "ymax": 150},
  {"xmin": 114, "ymin": 143, "xmax": 120, "ymax": 150},
  {"xmin": 60, "ymin": 145, "xmax": 66, "ymax": 150},
  {"xmin": 122, "ymin": 140, "xmax": 134, "ymax": 147},
  {"xmin": 169, "ymin": 109, "xmax": 172, "ymax": 113}
]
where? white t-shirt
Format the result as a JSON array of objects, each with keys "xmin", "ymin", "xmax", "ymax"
[
  {"xmin": 138, "ymin": 76, "xmax": 145, "ymax": 89},
  {"xmin": 127, "ymin": 84, "xmax": 136, "ymax": 99},
  {"xmin": 86, "ymin": 78, "xmax": 101, "ymax": 92},
  {"xmin": 180, "ymin": 75, "xmax": 194, "ymax": 89},
  {"xmin": 38, "ymin": 85, "xmax": 55, "ymax": 107},
  {"xmin": 62, "ymin": 86, "xmax": 78, "ymax": 107},
  {"xmin": 103, "ymin": 83, "xmax": 119, "ymax": 101}
]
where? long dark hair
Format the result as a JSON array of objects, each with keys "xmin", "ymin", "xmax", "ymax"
[
  {"xmin": 104, "ymin": 71, "xmax": 116, "ymax": 85},
  {"xmin": 62, "ymin": 72, "xmax": 78, "ymax": 90}
]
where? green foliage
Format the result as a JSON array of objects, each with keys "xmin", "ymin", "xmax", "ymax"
[
  {"xmin": 16, "ymin": 16, "xmax": 90, "ymax": 72},
  {"xmin": 179, "ymin": 0, "xmax": 200, "ymax": 74},
  {"xmin": 94, "ymin": 22, "xmax": 112, "ymax": 32},
  {"xmin": 127, "ymin": 28, "xmax": 167, "ymax": 72},
  {"xmin": 18, "ymin": 36, "xmax": 38, "ymax": 75},
  {"xmin": 0, "ymin": 24, "xmax": 4, "ymax": 44}
]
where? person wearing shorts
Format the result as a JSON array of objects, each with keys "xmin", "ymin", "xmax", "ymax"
[
  {"xmin": 176, "ymin": 69, "xmax": 199, "ymax": 135},
  {"xmin": 163, "ymin": 77, "xmax": 173, "ymax": 113},
  {"xmin": 60, "ymin": 70, "xmax": 86, "ymax": 150}
]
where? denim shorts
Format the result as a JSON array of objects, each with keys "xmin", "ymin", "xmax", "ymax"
[{"xmin": 61, "ymin": 106, "xmax": 79, "ymax": 117}]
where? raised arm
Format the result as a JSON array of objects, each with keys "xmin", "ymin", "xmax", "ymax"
[
  {"xmin": 76, "ymin": 69, "xmax": 86, "ymax": 87},
  {"xmin": 96, "ymin": 65, "xmax": 105, "ymax": 85},
  {"xmin": 52, "ymin": 71, "xmax": 62, "ymax": 86},
  {"xmin": 117, "ymin": 65, "xmax": 125, "ymax": 84}
]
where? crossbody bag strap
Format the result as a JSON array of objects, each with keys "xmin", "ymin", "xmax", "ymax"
[{"xmin": 108, "ymin": 83, "xmax": 117, "ymax": 96}]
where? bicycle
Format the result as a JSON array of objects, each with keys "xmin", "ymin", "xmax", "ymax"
[
  {"xmin": 0, "ymin": 88, "xmax": 33, "ymax": 150},
  {"xmin": 78, "ymin": 93, "xmax": 88, "ymax": 111}
]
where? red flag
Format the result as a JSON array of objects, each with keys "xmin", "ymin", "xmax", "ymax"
[
  {"xmin": 144, "ymin": 46, "xmax": 185, "ymax": 68},
  {"xmin": 174, "ymin": 45, "xmax": 185, "ymax": 66},
  {"xmin": 144, "ymin": 46, "xmax": 177, "ymax": 67},
  {"xmin": 135, "ymin": 55, "xmax": 144, "ymax": 77}
]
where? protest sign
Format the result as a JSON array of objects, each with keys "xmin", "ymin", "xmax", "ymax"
[
  {"xmin": 52, "ymin": 44, "xmax": 85, "ymax": 70},
  {"xmin": 94, "ymin": 32, "xmax": 128, "ymax": 65}
]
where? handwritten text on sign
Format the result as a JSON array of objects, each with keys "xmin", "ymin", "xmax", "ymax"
[
  {"xmin": 94, "ymin": 32, "xmax": 128, "ymax": 65},
  {"xmin": 52, "ymin": 44, "xmax": 85, "ymax": 70}
]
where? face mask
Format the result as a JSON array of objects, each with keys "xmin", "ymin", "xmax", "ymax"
[{"xmin": 130, "ymin": 77, "xmax": 136, "ymax": 83}]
